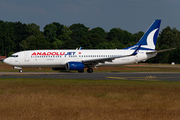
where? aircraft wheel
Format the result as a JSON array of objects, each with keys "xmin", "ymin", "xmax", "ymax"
[
  {"xmin": 19, "ymin": 69, "xmax": 23, "ymax": 73},
  {"xmin": 87, "ymin": 68, "xmax": 93, "ymax": 73},
  {"xmin": 78, "ymin": 69, "xmax": 84, "ymax": 73}
]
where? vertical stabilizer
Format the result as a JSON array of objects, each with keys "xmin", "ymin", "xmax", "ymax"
[{"xmin": 124, "ymin": 19, "xmax": 161, "ymax": 50}]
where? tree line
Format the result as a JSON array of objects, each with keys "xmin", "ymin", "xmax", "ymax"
[{"xmin": 0, "ymin": 20, "xmax": 179, "ymax": 63}]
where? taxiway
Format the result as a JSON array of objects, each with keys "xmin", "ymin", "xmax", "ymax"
[{"xmin": 0, "ymin": 72, "xmax": 180, "ymax": 81}]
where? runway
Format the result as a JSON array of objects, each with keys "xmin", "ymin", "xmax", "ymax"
[{"xmin": 1, "ymin": 72, "xmax": 180, "ymax": 81}]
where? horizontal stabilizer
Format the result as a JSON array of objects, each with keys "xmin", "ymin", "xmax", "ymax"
[{"xmin": 146, "ymin": 48, "xmax": 175, "ymax": 54}]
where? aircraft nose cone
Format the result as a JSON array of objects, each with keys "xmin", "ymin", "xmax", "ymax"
[{"xmin": 3, "ymin": 58, "xmax": 9, "ymax": 64}]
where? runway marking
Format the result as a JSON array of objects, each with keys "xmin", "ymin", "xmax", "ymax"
[
  {"xmin": 106, "ymin": 77, "xmax": 158, "ymax": 81},
  {"xmin": 107, "ymin": 76, "xmax": 180, "ymax": 81},
  {"xmin": 107, "ymin": 77, "xmax": 126, "ymax": 80}
]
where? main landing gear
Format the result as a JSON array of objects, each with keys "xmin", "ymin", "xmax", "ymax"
[
  {"xmin": 78, "ymin": 69, "xmax": 84, "ymax": 73},
  {"xmin": 87, "ymin": 68, "xmax": 93, "ymax": 73},
  {"xmin": 78, "ymin": 68, "xmax": 93, "ymax": 73}
]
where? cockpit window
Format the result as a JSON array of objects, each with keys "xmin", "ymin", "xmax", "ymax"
[{"xmin": 10, "ymin": 55, "xmax": 18, "ymax": 57}]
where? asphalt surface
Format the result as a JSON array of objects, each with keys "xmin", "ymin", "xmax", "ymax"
[{"xmin": 1, "ymin": 72, "xmax": 180, "ymax": 81}]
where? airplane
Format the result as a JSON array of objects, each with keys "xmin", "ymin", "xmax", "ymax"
[{"xmin": 3, "ymin": 19, "xmax": 175, "ymax": 73}]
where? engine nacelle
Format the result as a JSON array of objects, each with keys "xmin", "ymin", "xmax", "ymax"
[
  {"xmin": 66, "ymin": 62, "xmax": 84, "ymax": 70},
  {"xmin": 51, "ymin": 67, "xmax": 66, "ymax": 70}
]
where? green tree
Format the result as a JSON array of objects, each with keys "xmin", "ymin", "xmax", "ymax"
[
  {"xmin": 87, "ymin": 33, "xmax": 106, "ymax": 49},
  {"xmin": 107, "ymin": 28, "xmax": 122, "ymax": 41},
  {"xmin": 43, "ymin": 22, "xmax": 66, "ymax": 49},
  {"xmin": 79, "ymin": 36, "xmax": 92, "ymax": 49},
  {"xmin": 70, "ymin": 23, "xmax": 89, "ymax": 47},
  {"xmin": 52, "ymin": 22, "xmax": 64, "ymax": 40},
  {"xmin": 98, "ymin": 41, "xmax": 112, "ymax": 49},
  {"xmin": 110, "ymin": 37, "xmax": 124, "ymax": 49},
  {"xmin": 51, "ymin": 39, "xmax": 63, "ymax": 49},
  {"xmin": 107, "ymin": 28, "xmax": 124, "ymax": 48},
  {"xmin": 157, "ymin": 26, "xmax": 180, "ymax": 48},
  {"xmin": 154, "ymin": 26, "xmax": 180, "ymax": 63},
  {"xmin": 43, "ymin": 23, "xmax": 57, "ymax": 43},
  {"xmin": 0, "ymin": 21, "xmax": 16, "ymax": 56},
  {"xmin": 26, "ymin": 23, "xmax": 41, "ymax": 36},
  {"xmin": 133, "ymin": 31, "xmax": 144, "ymax": 43},
  {"xmin": 61, "ymin": 39, "xmax": 78, "ymax": 49},
  {"xmin": 59, "ymin": 26, "xmax": 72, "ymax": 42},
  {"xmin": 89, "ymin": 27, "xmax": 106, "ymax": 39},
  {"xmin": 12, "ymin": 22, "xmax": 29, "ymax": 51},
  {"xmin": 168, "ymin": 45, "xmax": 180, "ymax": 63},
  {"xmin": 20, "ymin": 35, "xmax": 50, "ymax": 50},
  {"xmin": 20, "ymin": 23, "xmax": 49, "ymax": 50}
]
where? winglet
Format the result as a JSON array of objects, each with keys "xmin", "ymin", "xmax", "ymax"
[{"xmin": 131, "ymin": 44, "xmax": 141, "ymax": 55}]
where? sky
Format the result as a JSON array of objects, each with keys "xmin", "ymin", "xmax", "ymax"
[{"xmin": 0, "ymin": 0, "xmax": 180, "ymax": 33}]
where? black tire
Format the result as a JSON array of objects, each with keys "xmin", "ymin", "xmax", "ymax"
[
  {"xmin": 19, "ymin": 69, "xmax": 23, "ymax": 73},
  {"xmin": 78, "ymin": 69, "xmax": 84, "ymax": 73},
  {"xmin": 87, "ymin": 68, "xmax": 93, "ymax": 73}
]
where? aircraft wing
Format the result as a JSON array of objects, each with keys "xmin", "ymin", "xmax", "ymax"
[
  {"xmin": 82, "ymin": 44, "xmax": 141, "ymax": 66},
  {"xmin": 146, "ymin": 48, "xmax": 175, "ymax": 54}
]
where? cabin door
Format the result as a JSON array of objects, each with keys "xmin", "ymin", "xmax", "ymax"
[
  {"xmin": 24, "ymin": 52, "xmax": 29, "ymax": 62},
  {"xmin": 135, "ymin": 55, "xmax": 138, "ymax": 63}
]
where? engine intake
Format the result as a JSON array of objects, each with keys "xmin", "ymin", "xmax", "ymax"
[{"xmin": 66, "ymin": 62, "xmax": 84, "ymax": 70}]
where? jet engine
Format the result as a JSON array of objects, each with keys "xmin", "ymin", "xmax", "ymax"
[{"xmin": 66, "ymin": 62, "xmax": 84, "ymax": 70}]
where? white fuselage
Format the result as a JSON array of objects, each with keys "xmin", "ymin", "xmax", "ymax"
[{"xmin": 4, "ymin": 49, "xmax": 156, "ymax": 68}]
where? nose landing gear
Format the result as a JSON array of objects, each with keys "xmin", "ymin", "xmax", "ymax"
[
  {"xmin": 19, "ymin": 69, "xmax": 23, "ymax": 73},
  {"xmin": 13, "ymin": 66, "xmax": 23, "ymax": 73}
]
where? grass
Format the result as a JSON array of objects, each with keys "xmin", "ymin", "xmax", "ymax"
[
  {"xmin": 1, "ymin": 62, "xmax": 180, "ymax": 119},
  {"xmin": 0, "ymin": 78, "xmax": 180, "ymax": 120}
]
